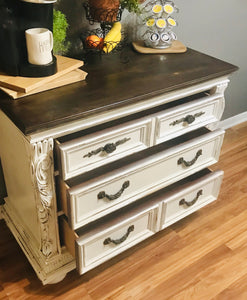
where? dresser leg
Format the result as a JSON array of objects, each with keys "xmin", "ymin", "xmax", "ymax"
[
  {"xmin": 46, "ymin": 273, "xmax": 68, "ymax": 285},
  {"xmin": 1, "ymin": 199, "xmax": 76, "ymax": 285}
]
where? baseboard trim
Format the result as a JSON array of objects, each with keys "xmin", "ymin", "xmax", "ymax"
[{"xmin": 218, "ymin": 112, "xmax": 247, "ymax": 129}]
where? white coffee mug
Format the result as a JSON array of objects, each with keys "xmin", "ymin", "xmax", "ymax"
[{"xmin": 25, "ymin": 28, "xmax": 53, "ymax": 65}]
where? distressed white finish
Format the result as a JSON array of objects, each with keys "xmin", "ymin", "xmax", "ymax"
[
  {"xmin": 1, "ymin": 201, "xmax": 75, "ymax": 284},
  {"xmin": 31, "ymin": 139, "xmax": 60, "ymax": 258},
  {"xmin": 75, "ymin": 204, "xmax": 159, "ymax": 274},
  {"xmin": 154, "ymin": 94, "xmax": 225, "ymax": 143},
  {"xmin": 210, "ymin": 79, "xmax": 229, "ymax": 95},
  {"xmin": 0, "ymin": 77, "xmax": 230, "ymax": 284},
  {"xmin": 56, "ymin": 117, "xmax": 153, "ymax": 180},
  {"xmin": 56, "ymin": 90, "xmax": 226, "ymax": 181},
  {"xmin": 0, "ymin": 111, "xmax": 75, "ymax": 284},
  {"xmin": 62, "ymin": 169, "xmax": 223, "ymax": 275},
  {"xmin": 160, "ymin": 170, "xmax": 224, "ymax": 229},
  {"xmin": 63, "ymin": 129, "xmax": 224, "ymax": 230}
]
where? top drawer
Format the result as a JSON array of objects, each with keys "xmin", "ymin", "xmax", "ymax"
[
  {"xmin": 154, "ymin": 93, "xmax": 224, "ymax": 144},
  {"xmin": 55, "ymin": 92, "xmax": 224, "ymax": 180},
  {"xmin": 55, "ymin": 118, "xmax": 153, "ymax": 180}
]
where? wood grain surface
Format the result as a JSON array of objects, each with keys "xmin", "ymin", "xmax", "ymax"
[
  {"xmin": 0, "ymin": 48, "xmax": 238, "ymax": 135},
  {"xmin": 132, "ymin": 40, "xmax": 187, "ymax": 54},
  {"xmin": 0, "ymin": 121, "xmax": 247, "ymax": 299}
]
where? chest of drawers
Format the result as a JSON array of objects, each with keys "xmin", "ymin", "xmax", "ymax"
[{"xmin": 0, "ymin": 48, "xmax": 238, "ymax": 284}]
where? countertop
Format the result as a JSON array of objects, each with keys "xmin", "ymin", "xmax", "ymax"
[{"xmin": 0, "ymin": 46, "xmax": 238, "ymax": 135}]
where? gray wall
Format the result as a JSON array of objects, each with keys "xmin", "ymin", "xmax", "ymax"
[
  {"xmin": 56, "ymin": 0, "xmax": 247, "ymax": 120},
  {"xmin": 174, "ymin": 0, "xmax": 247, "ymax": 120}
]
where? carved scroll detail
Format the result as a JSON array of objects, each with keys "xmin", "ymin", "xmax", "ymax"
[
  {"xmin": 210, "ymin": 80, "xmax": 229, "ymax": 95},
  {"xmin": 31, "ymin": 139, "xmax": 59, "ymax": 259},
  {"xmin": 215, "ymin": 81, "xmax": 229, "ymax": 95}
]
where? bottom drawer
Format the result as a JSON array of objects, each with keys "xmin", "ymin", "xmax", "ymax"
[
  {"xmin": 61, "ymin": 203, "xmax": 159, "ymax": 275},
  {"xmin": 160, "ymin": 169, "xmax": 224, "ymax": 229},
  {"xmin": 61, "ymin": 169, "xmax": 223, "ymax": 275}
]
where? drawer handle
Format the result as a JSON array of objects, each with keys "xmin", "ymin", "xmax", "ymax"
[
  {"xmin": 98, "ymin": 180, "xmax": 130, "ymax": 201},
  {"xmin": 103, "ymin": 225, "xmax": 135, "ymax": 245},
  {"xmin": 83, "ymin": 137, "xmax": 131, "ymax": 158},
  {"xmin": 177, "ymin": 149, "xmax": 202, "ymax": 167},
  {"xmin": 179, "ymin": 189, "xmax": 203, "ymax": 207},
  {"xmin": 170, "ymin": 112, "xmax": 205, "ymax": 126}
]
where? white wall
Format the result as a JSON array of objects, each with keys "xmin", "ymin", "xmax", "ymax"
[
  {"xmin": 175, "ymin": 0, "xmax": 247, "ymax": 120},
  {"xmin": 57, "ymin": 0, "xmax": 247, "ymax": 120}
]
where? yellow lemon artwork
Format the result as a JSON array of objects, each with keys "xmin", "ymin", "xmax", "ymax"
[
  {"xmin": 164, "ymin": 4, "xmax": 174, "ymax": 14},
  {"xmin": 168, "ymin": 17, "xmax": 177, "ymax": 26},
  {"xmin": 146, "ymin": 18, "xmax": 155, "ymax": 27},
  {"xmin": 156, "ymin": 18, "xmax": 167, "ymax": 28},
  {"xmin": 152, "ymin": 4, "xmax": 162, "ymax": 13}
]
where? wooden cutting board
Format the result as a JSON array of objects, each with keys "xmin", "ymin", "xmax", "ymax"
[
  {"xmin": 132, "ymin": 40, "xmax": 187, "ymax": 54},
  {"xmin": 0, "ymin": 55, "xmax": 84, "ymax": 93},
  {"xmin": 0, "ymin": 69, "xmax": 87, "ymax": 99}
]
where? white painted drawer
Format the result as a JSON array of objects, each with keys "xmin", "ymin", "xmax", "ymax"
[
  {"xmin": 55, "ymin": 91, "xmax": 223, "ymax": 181},
  {"xmin": 56, "ymin": 117, "xmax": 153, "ymax": 180},
  {"xmin": 61, "ymin": 169, "xmax": 222, "ymax": 275},
  {"xmin": 154, "ymin": 93, "xmax": 224, "ymax": 144},
  {"xmin": 61, "ymin": 202, "xmax": 159, "ymax": 275},
  {"xmin": 160, "ymin": 169, "xmax": 224, "ymax": 229},
  {"xmin": 60, "ymin": 128, "xmax": 225, "ymax": 230}
]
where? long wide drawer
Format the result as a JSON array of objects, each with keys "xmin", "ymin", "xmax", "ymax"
[
  {"xmin": 59, "ymin": 128, "xmax": 225, "ymax": 230},
  {"xmin": 61, "ymin": 169, "xmax": 223, "ymax": 275}
]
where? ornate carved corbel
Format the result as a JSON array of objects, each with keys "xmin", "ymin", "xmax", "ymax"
[
  {"xmin": 210, "ymin": 80, "xmax": 229, "ymax": 95},
  {"xmin": 31, "ymin": 139, "xmax": 60, "ymax": 259}
]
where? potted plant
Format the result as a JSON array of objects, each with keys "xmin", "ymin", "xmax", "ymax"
[
  {"xmin": 88, "ymin": 0, "xmax": 142, "ymax": 23},
  {"xmin": 121, "ymin": 0, "xmax": 143, "ymax": 14},
  {"xmin": 53, "ymin": 9, "xmax": 70, "ymax": 55}
]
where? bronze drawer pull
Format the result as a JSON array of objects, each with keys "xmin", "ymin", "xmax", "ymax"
[
  {"xmin": 98, "ymin": 180, "xmax": 130, "ymax": 201},
  {"xmin": 83, "ymin": 137, "xmax": 131, "ymax": 158},
  {"xmin": 179, "ymin": 189, "xmax": 203, "ymax": 207},
  {"xmin": 170, "ymin": 112, "xmax": 205, "ymax": 126},
  {"xmin": 177, "ymin": 149, "xmax": 202, "ymax": 167},
  {"xmin": 103, "ymin": 225, "xmax": 134, "ymax": 245}
]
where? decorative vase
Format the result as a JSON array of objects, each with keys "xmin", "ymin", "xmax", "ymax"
[{"xmin": 137, "ymin": 0, "xmax": 179, "ymax": 49}]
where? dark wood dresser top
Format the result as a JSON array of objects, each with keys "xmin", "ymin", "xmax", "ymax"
[{"xmin": 0, "ymin": 47, "xmax": 238, "ymax": 135}]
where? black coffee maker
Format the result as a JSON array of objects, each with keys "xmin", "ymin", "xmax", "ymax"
[{"xmin": 0, "ymin": 0, "xmax": 57, "ymax": 77}]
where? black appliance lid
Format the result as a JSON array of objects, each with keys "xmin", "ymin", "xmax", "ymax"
[{"xmin": 20, "ymin": 0, "xmax": 56, "ymax": 4}]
